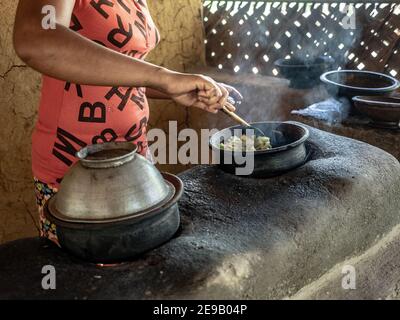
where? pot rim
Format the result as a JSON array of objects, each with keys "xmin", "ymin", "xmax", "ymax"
[
  {"xmin": 353, "ymin": 95, "xmax": 400, "ymax": 108},
  {"xmin": 320, "ymin": 70, "xmax": 400, "ymax": 92},
  {"xmin": 76, "ymin": 141, "xmax": 138, "ymax": 169},
  {"xmin": 209, "ymin": 121, "xmax": 310, "ymax": 155}
]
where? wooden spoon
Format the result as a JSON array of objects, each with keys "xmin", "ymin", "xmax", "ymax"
[{"xmin": 221, "ymin": 101, "xmax": 267, "ymax": 137}]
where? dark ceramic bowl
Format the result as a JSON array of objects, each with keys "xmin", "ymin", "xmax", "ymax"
[
  {"xmin": 353, "ymin": 95, "xmax": 400, "ymax": 128},
  {"xmin": 209, "ymin": 121, "xmax": 310, "ymax": 178},
  {"xmin": 321, "ymin": 70, "xmax": 399, "ymax": 99},
  {"xmin": 274, "ymin": 56, "xmax": 335, "ymax": 89}
]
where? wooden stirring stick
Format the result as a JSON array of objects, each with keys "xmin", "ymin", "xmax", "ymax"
[
  {"xmin": 221, "ymin": 101, "xmax": 251, "ymax": 127},
  {"xmin": 221, "ymin": 101, "xmax": 267, "ymax": 137}
]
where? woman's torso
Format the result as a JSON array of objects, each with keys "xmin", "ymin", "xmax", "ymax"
[{"xmin": 32, "ymin": 0, "xmax": 159, "ymax": 186}]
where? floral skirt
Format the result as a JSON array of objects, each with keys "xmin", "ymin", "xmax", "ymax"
[{"xmin": 34, "ymin": 178, "xmax": 60, "ymax": 246}]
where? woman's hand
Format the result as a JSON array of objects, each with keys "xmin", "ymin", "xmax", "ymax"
[{"xmin": 159, "ymin": 72, "xmax": 242, "ymax": 114}]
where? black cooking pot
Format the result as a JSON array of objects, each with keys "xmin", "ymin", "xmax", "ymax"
[
  {"xmin": 320, "ymin": 70, "xmax": 400, "ymax": 99},
  {"xmin": 353, "ymin": 95, "xmax": 400, "ymax": 129},
  {"xmin": 209, "ymin": 122, "xmax": 310, "ymax": 178},
  {"xmin": 44, "ymin": 173, "xmax": 183, "ymax": 263},
  {"xmin": 275, "ymin": 56, "xmax": 335, "ymax": 89}
]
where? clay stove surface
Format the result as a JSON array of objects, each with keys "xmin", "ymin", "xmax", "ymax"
[
  {"xmin": 1, "ymin": 124, "xmax": 400, "ymax": 299},
  {"xmin": 292, "ymin": 114, "xmax": 400, "ymax": 161}
]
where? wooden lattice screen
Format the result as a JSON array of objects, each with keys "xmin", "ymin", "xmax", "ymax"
[{"xmin": 203, "ymin": 1, "xmax": 400, "ymax": 78}]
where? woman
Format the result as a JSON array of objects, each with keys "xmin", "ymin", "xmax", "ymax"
[{"xmin": 13, "ymin": 0, "xmax": 240, "ymax": 244}]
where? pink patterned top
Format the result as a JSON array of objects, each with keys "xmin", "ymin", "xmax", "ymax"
[{"xmin": 32, "ymin": 0, "xmax": 160, "ymax": 186}]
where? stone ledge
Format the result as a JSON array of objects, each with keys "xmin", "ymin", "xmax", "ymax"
[
  {"xmin": 292, "ymin": 114, "xmax": 400, "ymax": 162},
  {"xmin": 0, "ymin": 125, "xmax": 400, "ymax": 299}
]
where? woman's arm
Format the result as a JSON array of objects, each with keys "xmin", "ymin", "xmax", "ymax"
[
  {"xmin": 13, "ymin": 0, "xmax": 234, "ymax": 113},
  {"xmin": 146, "ymin": 88, "xmax": 171, "ymax": 100},
  {"xmin": 147, "ymin": 84, "xmax": 243, "ymax": 103}
]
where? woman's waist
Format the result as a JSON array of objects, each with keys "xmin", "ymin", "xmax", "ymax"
[
  {"xmin": 34, "ymin": 115, "xmax": 149, "ymax": 147},
  {"xmin": 39, "ymin": 85, "xmax": 149, "ymax": 134}
]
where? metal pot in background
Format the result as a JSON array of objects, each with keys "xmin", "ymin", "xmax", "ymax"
[{"xmin": 44, "ymin": 141, "xmax": 183, "ymax": 263}]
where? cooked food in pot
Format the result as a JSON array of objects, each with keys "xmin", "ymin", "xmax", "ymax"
[{"xmin": 219, "ymin": 135, "xmax": 272, "ymax": 151}]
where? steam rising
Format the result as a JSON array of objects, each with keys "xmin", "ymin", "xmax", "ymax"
[{"xmin": 205, "ymin": 1, "xmax": 366, "ymax": 122}]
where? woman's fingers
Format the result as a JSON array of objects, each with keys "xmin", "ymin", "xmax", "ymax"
[
  {"xmin": 200, "ymin": 76, "xmax": 228, "ymax": 102},
  {"xmin": 199, "ymin": 76, "xmax": 222, "ymax": 98},
  {"xmin": 198, "ymin": 84, "xmax": 232, "ymax": 106},
  {"xmin": 183, "ymin": 75, "xmax": 242, "ymax": 114},
  {"xmin": 197, "ymin": 96, "xmax": 236, "ymax": 112},
  {"xmin": 192, "ymin": 101, "xmax": 218, "ymax": 113},
  {"xmin": 217, "ymin": 83, "xmax": 229, "ymax": 108},
  {"xmin": 220, "ymin": 83, "xmax": 243, "ymax": 104},
  {"xmin": 197, "ymin": 90, "xmax": 210, "ymax": 98},
  {"xmin": 198, "ymin": 95, "xmax": 221, "ymax": 106},
  {"xmin": 192, "ymin": 101, "xmax": 214, "ymax": 112},
  {"xmin": 194, "ymin": 99, "xmax": 223, "ymax": 113},
  {"xmin": 224, "ymin": 102, "xmax": 236, "ymax": 112},
  {"xmin": 200, "ymin": 83, "xmax": 241, "ymax": 108},
  {"xmin": 207, "ymin": 103, "xmax": 224, "ymax": 113}
]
